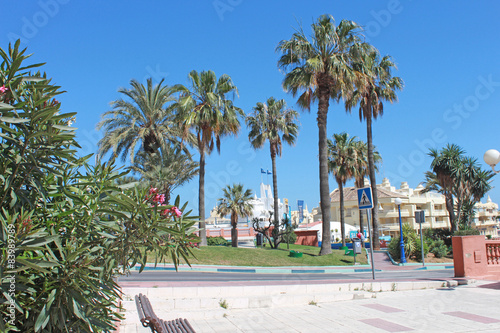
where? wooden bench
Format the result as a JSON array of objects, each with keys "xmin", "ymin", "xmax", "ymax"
[{"xmin": 135, "ymin": 293, "xmax": 196, "ymax": 333}]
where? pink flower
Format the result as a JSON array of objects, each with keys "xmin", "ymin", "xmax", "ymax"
[
  {"xmin": 158, "ymin": 194, "xmax": 165, "ymax": 205},
  {"xmin": 149, "ymin": 187, "xmax": 158, "ymax": 195},
  {"xmin": 0, "ymin": 85, "xmax": 8, "ymax": 93},
  {"xmin": 172, "ymin": 206, "xmax": 182, "ymax": 218}
]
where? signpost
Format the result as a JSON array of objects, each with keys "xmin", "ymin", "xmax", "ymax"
[
  {"xmin": 357, "ymin": 187, "xmax": 376, "ymax": 279},
  {"xmin": 415, "ymin": 210, "xmax": 425, "ymax": 266}
]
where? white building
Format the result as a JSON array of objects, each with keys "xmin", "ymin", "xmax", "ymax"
[{"xmin": 206, "ymin": 182, "xmax": 285, "ymax": 227}]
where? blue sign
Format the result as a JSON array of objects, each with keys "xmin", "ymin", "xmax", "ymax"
[
  {"xmin": 357, "ymin": 187, "xmax": 373, "ymax": 209},
  {"xmin": 297, "ymin": 200, "xmax": 304, "ymax": 221}
]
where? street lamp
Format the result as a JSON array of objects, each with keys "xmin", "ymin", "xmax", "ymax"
[
  {"xmin": 484, "ymin": 149, "xmax": 500, "ymax": 173},
  {"xmin": 394, "ymin": 197, "xmax": 406, "ymax": 264}
]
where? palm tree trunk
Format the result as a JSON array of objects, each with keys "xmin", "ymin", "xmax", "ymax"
[
  {"xmin": 199, "ymin": 148, "xmax": 207, "ymax": 246},
  {"xmin": 231, "ymin": 213, "xmax": 238, "ymax": 247},
  {"xmin": 271, "ymin": 145, "xmax": 280, "ymax": 248},
  {"xmin": 445, "ymin": 192, "xmax": 456, "ymax": 231},
  {"xmin": 317, "ymin": 82, "xmax": 332, "ymax": 256},
  {"xmin": 339, "ymin": 180, "xmax": 346, "ymax": 247},
  {"xmin": 367, "ymin": 115, "xmax": 380, "ymax": 250},
  {"xmin": 355, "ymin": 179, "xmax": 365, "ymax": 248}
]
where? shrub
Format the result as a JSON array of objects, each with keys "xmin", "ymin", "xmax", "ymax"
[
  {"xmin": 388, "ymin": 224, "xmax": 428, "ymax": 261},
  {"xmin": 207, "ymin": 236, "xmax": 228, "ymax": 246},
  {"xmin": 282, "ymin": 226, "xmax": 297, "ymax": 245},
  {"xmin": 429, "ymin": 240, "xmax": 448, "ymax": 258},
  {"xmin": 424, "ymin": 228, "xmax": 453, "ymax": 247},
  {"xmin": 0, "ymin": 41, "xmax": 198, "ymax": 332},
  {"xmin": 453, "ymin": 229, "xmax": 480, "ymax": 236}
]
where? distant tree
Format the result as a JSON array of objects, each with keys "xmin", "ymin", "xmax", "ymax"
[
  {"xmin": 252, "ymin": 213, "xmax": 294, "ymax": 249},
  {"xmin": 97, "ymin": 78, "xmax": 182, "ymax": 162},
  {"xmin": 217, "ymin": 184, "xmax": 254, "ymax": 247},
  {"xmin": 174, "ymin": 70, "xmax": 243, "ymax": 246},
  {"xmin": 247, "ymin": 97, "xmax": 299, "ymax": 232},
  {"xmin": 346, "ymin": 49, "xmax": 403, "ymax": 249},
  {"xmin": 277, "ymin": 14, "xmax": 364, "ymax": 255},
  {"xmin": 328, "ymin": 132, "xmax": 357, "ymax": 246}
]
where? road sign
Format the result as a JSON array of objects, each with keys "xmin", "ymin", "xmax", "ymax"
[
  {"xmin": 357, "ymin": 187, "xmax": 373, "ymax": 209},
  {"xmin": 415, "ymin": 210, "xmax": 425, "ymax": 223}
]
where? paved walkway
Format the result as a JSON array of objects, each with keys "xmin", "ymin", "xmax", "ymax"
[{"xmin": 117, "ymin": 251, "xmax": 500, "ymax": 332}]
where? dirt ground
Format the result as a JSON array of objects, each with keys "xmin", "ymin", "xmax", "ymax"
[{"xmin": 406, "ymin": 253, "xmax": 453, "ymax": 264}]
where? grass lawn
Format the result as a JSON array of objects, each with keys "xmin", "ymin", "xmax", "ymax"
[{"xmin": 158, "ymin": 243, "xmax": 368, "ymax": 267}]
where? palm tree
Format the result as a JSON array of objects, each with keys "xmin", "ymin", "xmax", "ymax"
[
  {"xmin": 217, "ymin": 184, "xmax": 254, "ymax": 247},
  {"xmin": 346, "ymin": 49, "xmax": 403, "ymax": 250},
  {"xmin": 246, "ymin": 97, "xmax": 299, "ymax": 227},
  {"xmin": 174, "ymin": 70, "xmax": 243, "ymax": 246},
  {"xmin": 129, "ymin": 144, "xmax": 199, "ymax": 205},
  {"xmin": 426, "ymin": 144, "xmax": 465, "ymax": 231},
  {"xmin": 277, "ymin": 14, "xmax": 364, "ymax": 255},
  {"xmin": 97, "ymin": 78, "xmax": 181, "ymax": 162},
  {"xmin": 352, "ymin": 140, "xmax": 381, "ymax": 242},
  {"xmin": 425, "ymin": 144, "xmax": 493, "ymax": 231},
  {"xmin": 328, "ymin": 133, "xmax": 357, "ymax": 246}
]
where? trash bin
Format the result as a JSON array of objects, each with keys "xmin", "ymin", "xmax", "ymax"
[
  {"xmin": 353, "ymin": 238, "xmax": 362, "ymax": 254},
  {"xmin": 256, "ymin": 233, "xmax": 263, "ymax": 246}
]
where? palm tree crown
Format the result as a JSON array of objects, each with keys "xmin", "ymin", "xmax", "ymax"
[
  {"xmin": 97, "ymin": 78, "xmax": 180, "ymax": 162},
  {"xmin": 174, "ymin": 70, "xmax": 243, "ymax": 246},
  {"xmin": 346, "ymin": 49, "xmax": 403, "ymax": 250},
  {"xmin": 217, "ymin": 184, "xmax": 254, "ymax": 247},
  {"xmin": 277, "ymin": 14, "xmax": 364, "ymax": 255}
]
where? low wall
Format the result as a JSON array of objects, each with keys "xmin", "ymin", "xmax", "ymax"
[
  {"xmin": 452, "ymin": 235, "xmax": 500, "ymax": 280},
  {"xmin": 206, "ymin": 227, "xmax": 255, "ymax": 239}
]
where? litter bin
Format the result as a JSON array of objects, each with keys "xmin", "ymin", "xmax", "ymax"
[
  {"xmin": 353, "ymin": 238, "xmax": 362, "ymax": 254},
  {"xmin": 256, "ymin": 233, "xmax": 263, "ymax": 246}
]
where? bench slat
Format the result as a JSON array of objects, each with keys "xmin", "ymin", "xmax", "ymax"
[{"xmin": 135, "ymin": 294, "xmax": 196, "ymax": 333}]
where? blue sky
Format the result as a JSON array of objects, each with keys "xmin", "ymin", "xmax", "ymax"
[{"xmin": 2, "ymin": 1, "xmax": 500, "ymax": 216}]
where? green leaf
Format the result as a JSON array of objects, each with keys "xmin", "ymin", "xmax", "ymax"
[
  {"xmin": 0, "ymin": 102, "xmax": 14, "ymax": 111},
  {"xmin": 0, "ymin": 116, "xmax": 29, "ymax": 123},
  {"xmin": 34, "ymin": 289, "xmax": 56, "ymax": 331},
  {"xmin": 52, "ymin": 124, "xmax": 77, "ymax": 131}
]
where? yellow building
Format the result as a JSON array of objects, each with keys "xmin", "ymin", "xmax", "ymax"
[
  {"xmin": 323, "ymin": 178, "xmax": 452, "ymax": 238},
  {"xmin": 472, "ymin": 196, "xmax": 499, "ymax": 237}
]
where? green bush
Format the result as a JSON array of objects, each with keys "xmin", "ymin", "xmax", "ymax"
[
  {"xmin": 427, "ymin": 239, "xmax": 449, "ymax": 258},
  {"xmin": 388, "ymin": 224, "xmax": 428, "ymax": 261},
  {"xmin": 282, "ymin": 226, "xmax": 297, "ymax": 245},
  {"xmin": 0, "ymin": 41, "xmax": 198, "ymax": 332},
  {"xmin": 424, "ymin": 228, "xmax": 453, "ymax": 247},
  {"xmin": 207, "ymin": 236, "xmax": 228, "ymax": 246},
  {"xmin": 453, "ymin": 229, "xmax": 480, "ymax": 236}
]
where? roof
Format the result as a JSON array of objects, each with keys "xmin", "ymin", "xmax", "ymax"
[{"xmin": 329, "ymin": 186, "xmax": 407, "ymax": 203}]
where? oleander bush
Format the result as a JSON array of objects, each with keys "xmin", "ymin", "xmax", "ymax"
[{"xmin": 0, "ymin": 41, "xmax": 198, "ymax": 332}]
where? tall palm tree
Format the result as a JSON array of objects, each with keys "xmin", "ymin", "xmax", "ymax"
[
  {"xmin": 217, "ymin": 184, "xmax": 254, "ymax": 247},
  {"xmin": 246, "ymin": 97, "xmax": 299, "ymax": 227},
  {"xmin": 174, "ymin": 70, "xmax": 243, "ymax": 246},
  {"xmin": 352, "ymin": 140, "xmax": 381, "ymax": 242},
  {"xmin": 97, "ymin": 78, "xmax": 181, "ymax": 162},
  {"xmin": 346, "ymin": 50, "xmax": 403, "ymax": 250},
  {"xmin": 129, "ymin": 144, "xmax": 199, "ymax": 205},
  {"xmin": 328, "ymin": 133, "xmax": 357, "ymax": 246},
  {"xmin": 277, "ymin": 14, "xmax": 364, "ymax": 255}
]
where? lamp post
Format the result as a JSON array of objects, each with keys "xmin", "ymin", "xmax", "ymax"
[
  {"xmin": 484, "ymin": 149, "xmax": 500, "ymax": 173},
  {"xmin": 394, "ymin": 197, "xmax": 406, "ymax": 264}
]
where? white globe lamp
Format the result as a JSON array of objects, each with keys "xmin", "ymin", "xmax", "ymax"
[{"xmin": 484, "ymin": 149, "xmax": 500, "ymax": 173}]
